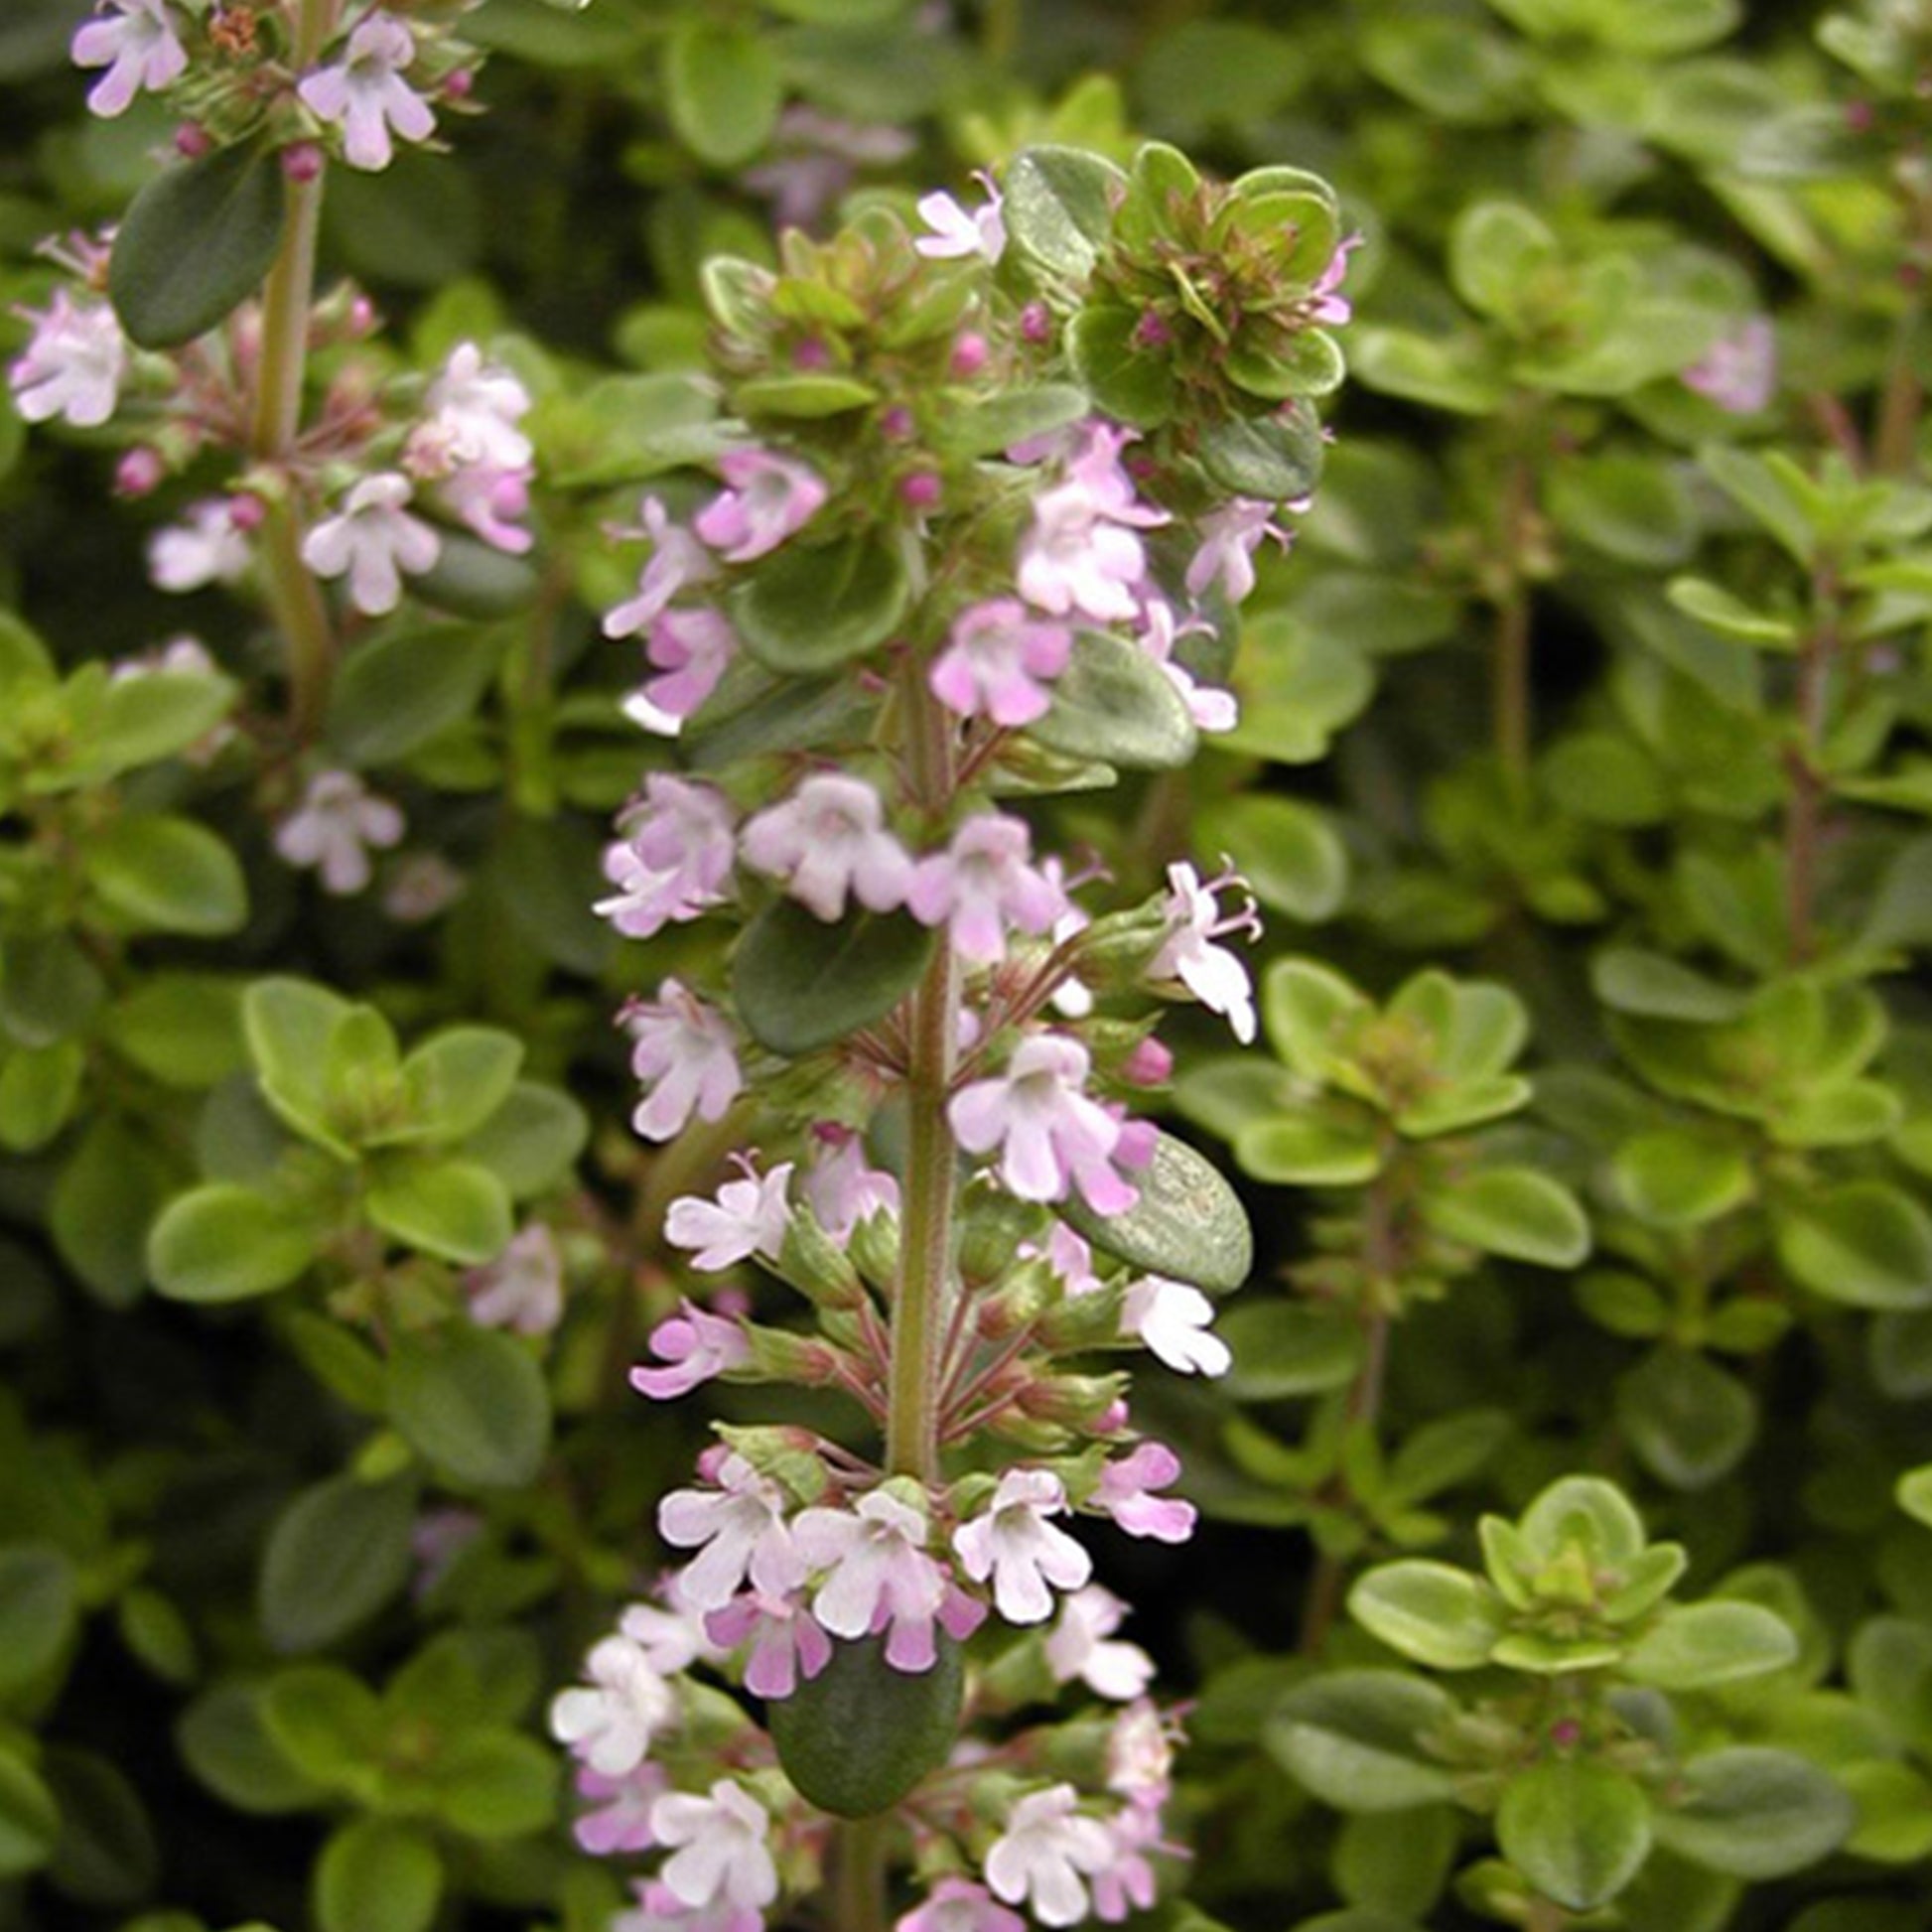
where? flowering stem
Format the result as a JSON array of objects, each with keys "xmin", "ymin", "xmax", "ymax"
[{"xmin": 833, "ymin": 1812, "xmax": 890, "ymax": 1932}]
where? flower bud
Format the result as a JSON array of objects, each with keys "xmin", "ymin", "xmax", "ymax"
[
  {"xmin": 282, "ymin": 141, "xmax": 325, "ymax": 184},
  {"xmin": 740, "ymin": 1322, "xmax": 844, "ymax": 1388},
  {"xmin": 174, "ymin": 122, "xmax": 211, "ymax": 159},
  {"xmin": 772, "ymin": 1203, "xmax": 868, "ymax": 1310},
  {"xmin": 1017, "ymin": 1371, "xmax": 1129, "ymax": 1430},
  {"xmin": 115, "ymin": 448, "xmax": 166, "ymax": 497},
  {"xmin": 950, "ymin": 331, "xmax": 989, "ymax": 377},
  {"xmin": 846, "ymin": 1208, "xmax": 900, "ymax": 1293},
  {"xmin": 713, "ymin": 1424, "xmax": 830, "ymax": 1504}
]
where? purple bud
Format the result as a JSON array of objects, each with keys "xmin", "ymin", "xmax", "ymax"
[
  {"xmin": 175, "ymin": 122, "xmax": 211, "ymax": 160},
  {"xmin": 881, "ymin": 405, "xmax": 915, "ymax": 441},
  {"xmin": 115, "ymin": 448, "xmax": 166, "ymax": 497},
  {"xmin": 282, "ymin": 141, "xmax": 325, "ymax": 184},
  {"xmin": 899, "ymin": 471, "xmax": 941, "ymax": 509},
  {"xmin": 1021, "ymin": 301, "xmax": 1052, "ymax": 345},
  {"xmin": 950, "ymin": 331, "xmax": 989, "ymax": 377},
  {"xmin": 1132, "ymin": 310, "xmax": 1173, "ymax": 349},
  {"xmin": 445, "ymin": 68, "xmax": 476, "ymax": 99},
  {"xmin": 1122, "ymin": 1036, "xmax": 1173, "ymax": 1086},
  {"xmin": 792, "ymin": 337, "xmax": 832, "ymax": 371},
  {"xmin": 226, "ymin": 493, "xmax": 266, "ymax": 532},
  {"xmin": 1550, "ymin": 1718, "xmax": 1584, "ymax": 1750}
]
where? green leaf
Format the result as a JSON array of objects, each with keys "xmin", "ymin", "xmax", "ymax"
[
  {"xmin": 0, "ymin": 1745, "xmax": 60, "ymax": 1879},
  {"xmin": 411, "ymin": 533, "xmax": 539, "ymax": 620},
  {"xmin": 1774, "ymin": 1183, "xmax": 1932, "ymax": 1310},
  {"xmin": 258, "ymin": 1474, "xmax": 417, "ymax": 1653},
  {"xmin": 1235, "ymin": 1111, "xmax": 1384, "ymax": 1185},
  {"xmin": 1263, "ymin": 957, "xmax": 1371, "ymax": 1082},
  {"xmin": 1196, "ymin": 794, "xmax": 1347, "ymax": 923},
  {"xmin": 387, "ymin": 1323, "xmax": 551, "ymax": 1490},
  {"xmin": 1060, "ymin": 1129, "xmax": 1252, "ymax": 1293},
  {"xmin": 0, "ymin": 1039, "xmax": 83, "ymax": 1153},
  {"xmin": 1349, "ymin": 1562, "xmax": 1505, "ymax": 1669},
  {"xmin": 733, "ymin": 898, "xmax": 934, "ymax": 1059},
  {"xmin": 662, "ymin": 19, "xmax": 781, "ymax": 167},
  {"xmin": 257, "ymin": 1665, "xmax": 384, "ymax": 1791},
  {"xmin": 86, "ymin": 815, "xmax": 247, "ymax": 936},
  {"xmin": 1268, "ymin": 1670, "xmax": 1459, "ymax": 1812},
  {"xmin": 1652, "ymin": 1747, "xmax": 1855, "ymax": 1878},
  {"xmin": 1624, "ymin": 1602, "xmax": 1797, "ymax": 1691},
  {"xmin": 1667, "ymin": 577, "xmax": 1799, "ymax": 648},
  {"xmin": 457, "ymin": 1080, "xmax": 590, "ymax": 1196},
  {"xmin": 51, "ymin": 1118, "xmax": 175, "ymax": 1306},
  {"xmin": 1449, "ymin": 201, "xmax": 1559, "ymax": 324},
  {"xmin": 1496, "ymin": 1759, "xmax": 1652, "ymax": 1912},
  {"xmin": 939, "ymin": 383, "xmax": 1091, "ymax": 459},
  {"xmin": 732, "ymin": 531, "xmax": 910, "ymax": 674},
  {"xmin": 149, "ymin": 1183, "xmax": 321, "ymax": 1303},
  {"xmin": 1613, "ymin": 1130, "xmax": 1752, "ymax": 1228},
  {"xmin": 84, "ymin": 669, "xmax": 235, "ymax": 776},
  {"xmin": 1002, "ymin": 146, "xmax": 1126, "ymax": 279},
  {"xmin": 42, "ymin": 1746, "xmax": 158, "ymax": 1909},
  {"xmin": 327, "ymin": 622, "xmax": 509, "ymax": 764},
  {"xmin": 178, "ymin": 1679, "xmax": 329, "ymax": 1815},
  {"xmin": 107, "ymin": 974, "xmax": 246, "ymax": 1088},
  {"xmin": 108, "ymin": 144, "xmax": 287, "ymax": 348},
  {"xmin": 1196, "ymin": 406, "xmax": 1327, "ymax": 501},
  {"xmin": 1615, "ymin": 1347, "xmax": 1757, "ymax": 1490},
  {"xmin": 1591, "ymin": 947, "xmax": 1747, "ymax": 1023},
  {"xmin": 429, "ymin": 1732, "xmax": 559, "ymax": 1839},
  {"xmin": 1066, "ymin": 304, "xmax": 1176, "ymax": 426},
  {"xmin": 0, "ymin": 1545, "xmax": 78, "ymax": 1695},
  {"xmin": 1220, "ymin": 1301, "xmax": 1365, "ymax": 1398},
  {"xmin": 769, "ymin": 1633, "xmax": 962, "ymax": 1817},
  {"xmin": 366, "ymin": 1156, "xmax": 513, "ymax": 1264},
  {"xmin": 1030, "ymin": 626, "xmax": 1197, "ymax": 770},
  {"xmin": 1515, "ymin": 1475, "xmax": 1648, "ymax": 1568},
  {"xmin": 1424, "ymin": 1168, "xmax": 1591, "ymax": 1268},
  {"xmin": 736, "ymin": 372, "xmax": 880, "ymax": 418},
  {"xmin": 243, "ymin": 977, "xmax": 357, "ymax": 1147},
  {"xmin": 316, "ymin": 1818, "xmax": 443, "ymax": 1932},
  {"xmin": 1897, "ymin": 1462, "xmax": 1932, "ymax": 1530},
  {"xmin": 398, "ymin": 1028, "xmax": 524, "ymax": 1142},
  {"xmin": 1333, "ymin": 1804, "xmax": 1458, "ymax": 1920}
]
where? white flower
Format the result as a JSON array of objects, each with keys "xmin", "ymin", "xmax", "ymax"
[
  {"xmin": 664, "ymin": 1161, "xmax": 793, "ymax": 1273},
  {"xmin": 298, "ymin": 12, "xmax": 436, "ymax": 172},
  {"xmin": 624, "ymin": 980, "xmax": 742, "ymax": 1144},
  {"xmin": 549, "ymin": 1628, "xmax": 679, "ymax": 1777},
  {"xmin": 739, "ymin": 773, "xmax": 912, "ymax": 922},
  {"xmin": 1120, "ymin": 1276, "xmax": 1230, "ymax": 1377},
  {"xmin": 8, "ymin": 290, "xmax": 125, "ymax": 429},
  {"xmin": 301, "ymin": 473, "xmax": 440, "ymax": 616},
  {"xmin": 467, "ymin": 1224, "xmax": 565, "ymax": 1335},
  {"xmin": 1043, "ymin": 1586, "xmax": 1156, "ymax": 1701},
  {"xmin": 70, "ymin": 0, "xmax": 188, "ymax": 118},
  {"xmin": 948, "ymin": 1034, "xmax": 1138, "ymax": 1214},
  {"xmin": 791, "ymin": 1489, "xmax": 950, "ymax": 1671},
  {"xmin": 422, "ymin": 342, "xmax": 533, "ymax": 472},
  {"xmin": 913, "ymin": 177, "xmax": 1006, "ymax": 263},
  {"xmin": 657, "ymin": 1451, "xmax": 802, "ymax": 1612},
  {"xmin": 595, "ymin": 775, "xmax": 738, "ymax": 941},
  {"xmin": 148, "ymin": 498, "xmax": 253, "ymax": 592},
  {"xmin": 272, "ymin": 769, "xmax": 403, "ymax": 896},
  {"xmin": 984, "ymin": 1784, "xmax": 1116, "ymax": 1928},
  {"xmin": 953, "ymin": 1468, "xmax": 1091, "ymax": 1626},
  {"xmin": 1148, "ymin": 862, "xmax": 1258, "ymax": 1043},
  {"xmin": 650, "ymin": 1780, "xmax": 778, "ymax": 1916}
]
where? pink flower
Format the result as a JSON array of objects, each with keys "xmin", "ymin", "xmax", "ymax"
[
  {"xmin": 616, "ymin": 1879, "xmax": 762, "ymax": 1932},
  {"xmin": 549, "ymin": 1629, "xmax": 679, "ymax": 1776},
  {"xmin": 1090, "ymin": 1802, "xmax": 1163, "ymax": 1923},
  {"xmin": 621, "ymin": 608, "xmax": 737, "ymax": 737},
  {"xmin": 906, "ymin": 814, "xmax": 1063, "ymax": 965},
  {"xmin": 791, "ymin": 1490, "xmax": 970, "ymax": 1672},
  {"xmin": 658, "ymin": 1451, "xmax": 803, "ymax": 1611},
  {"xmin": 1018, "ymin": 481, "xmax": 1152, "ymax": 623},
  {"xmin": 273, "ymin": 769, "xmax": 403, "ymax": 895},
  {"xmin": 704, "ymin": 1590, "xmax": 832, "ymax": 1700},
  {"xmin": 298, "ymin": 12, "xmax": 436, "ymax": 172},
  {"xmin": 1184, "ymin": 498, "xmax": 1286, "ymax": 607},
  {"xmin": 1148, "ymin": 862, "xmax": 1260, "ymax": 1043},
  {"xmin": 802, "ymin": 1124, "xmax": 900, "ymax": 1241},
  {"xmin": 1683, "ymin": 315, "xmax": 1776, "ymax": 415},
  {"xmin": 896, "ymin": 1878, "xmax": 1026, "ymax": 1932},
  {"xmin": 1064, "ymin": 425, "xmax": 1171, "ymax": 531},
  {"xmin": 71, "ymin": 0, "xmax": 188, "ymax": 118},
  {"xmin": 1105, "ymin": 1702, "xmax": 1176, "ymax": 1804},
  {"xmin": 948, "ymin": 1034, "xmax": 1139, "ymax": 1213},
  {"xmin": 438, "ymin": 460, "xmax": 534, "ymax": 554},
  {"xmin": 575, "ymin": 1761, "xmax": 667, "ymax": 1856},
  {"xmin": 1121, "ymin": 1277, "xmax": 1230, "ymax": 1377},
  {"xmin": 984, "ymin": 1785, "xmax": 1116, "ymax": 1928},
  {"xmin": 148, "ymin": 498, "xmax": 253, "ymax": 593},
  {"xmin": 624, "ymin": 980, "xmax": 742, "ymax": 1142},
  {"xmin": 631, "ymin": 1302, "xmax": 750, "ymax": 1401},
  {"xmin": 663, "ymin": 1160, "xmax": 794, "ymax": 1274},
  {"xmin": 594, "ymin": 776, "xmax": 737, "ymax": 940},
  {"xmin": 1091, "ymin": 1443, "xmax": 1195, "ymax": 1545},
  {"xmin": 621, "ymin": 1590, "xmax": 717, "ymax": 1678},
  {"xmin": 1307, "ymin": 235, "xmax": 1360, "ymax": 327},
  {"xmin": 913, "ymin": 177, "xmax": 1007, "ymax": 263},
  {"xmin": 1044, "ymin": 1587, "xmax": 1156, "ymax": 1701},
  {"xmin": 423, "ymin": 342, "xmax": 533, "ymax": 473},
  {"xmin": 8, "ymin": 290, "xmax": 124, "ymax": 428},
  {"xmin": 650, "ymin": 1780, "xmax": 778, "ymax": 1916},
  {"xmin": 468, "ymin": 1223, "xmax": 566, "ymax": 1335},
  {"xmin": 740, "ymin": 774, "xmax": 913, "ymax": 922},
  {"xmin": 929, "ymin": 599, "xmax": 1072, "ymax": 728},
  {"xmin": 693, "ymin": 449, "xmax": 827, "ymax": 561},
  {"xmin": 953, "ymin": 1468, "xmax": 1092, "ymax": 1625},
  {"xmin": 605, "ymin": 497, "xmax": 718, "ymax": 636},
  {"xmin": 301, "ymin": 473, "xmax": 440, "ymax": 616}
]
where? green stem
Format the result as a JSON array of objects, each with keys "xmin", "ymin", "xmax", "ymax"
[
  {"xmin": 259, "ymin": 502, "xmax": 337, "ymax": 744},
  {"xmin": 1526, "ymin": 1897, "xmax": 1571, "ymax": 1932},
  {"xmin": 1874, "ymin": 179, "xmax": 1932, "ymax": 476},
  {"xmin": 1784, "ymin": 578, "xmax": 1839, "ymax": 966},
  {"xmin": 833, "ymin": 1813, "xmax": 890, "ymax": 1932}
]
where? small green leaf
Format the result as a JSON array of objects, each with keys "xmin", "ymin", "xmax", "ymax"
[
  {"xmin": 732, "ymin": 531, "xmax": 910, "ymax": 674},
  {"xmin": 42, "ymin": 1747, "xmax": 158, "ymax": 1909},
  {"xmin": 387, "ymin": 1323, "xmax": 551, "ymax": 1490},
  {"xmin": 316, "ymin": 1818, "xmax": 443, "ymax": 1932},
  {"xmin": 398, "ymin": 1028, "xmax": 524, "ymax": 1142},
  {"xmin": 1030, "ymin": 628, "xmax": 1197, "ymax": 770},
  {"xmin": 0, "ymin": 1040, "xmax": 83, "ymax": 1153},
  {"xmin": 429, "ymin": 1732, "xmax": 559, "ymax": 1839},
  {"xmin": 84, "ymin": 669, "xmax": 235, "ymax": 776},
  {"xmin": 1624, "ymin": 1603, "xmax": 1797, "ymax": 1691},
  {"xmin": 1897, "ymin": 1462, "xmax": 1932, "ymax": 1530},
  {"xmin": 1774, "ymin": 1182, "xmax": 1932, "ymax": 1310},
  {"xmin": 326, "ymin": 622, "xmax": 509, "ymax": 764},
  {"xmin": 661, "ymin": 19, "xmax": 781, "ymax": 167},
  {"xmin": 736, "ymin": 372, "xmax": 880, "ymax": 418},
  {"xmin": 366, "ymin": 1157, "xmax": 513, "ymax": 1265},
  {"xmin": 257, "ymin": 1665, "xmax": 385, "ymax": 1791},
  {"xmin": 1002, "ymin": 146, "xmax": 1126, "ymax": 279},
  {"xmin": 1613, "ymin": 1131, "xmax": 1752, "ymax": 1228},
  {"xmin": 258, "ymin": 1474, "xmax": 417, "ymax": 1654},
  {"xmin": 1263, "ymin": 957, "xmax": 1371, "ymax": 1082},
  {"xmin": 1616, "ymin": 1347, "xmax": 1757, "ymax": 1490},
  {"xmin": 457, "ymin": 1080, "xmax": 590, "ymax": 1196},
  {"xmin": 1449, "ymin": 201, "xmax": 1559, "ymax": 324},
  {"xmin": 148, "ymin": 1183, "xmax": 321, "ymax": 1303},
  {"xmin": 1497, "ymin": 1759, "xmax": 1652, "ymax": 1912},
  {"xmin": 1268, "ymin": 1670, "xmax": 1459, "ymax": 1812},
  {"xmin": 768, "ymin": 1634, "xmax": 962, "ymax": 1817},
  {"xmin": 178, "ymin": 1679, "xmax": 330, "ymax": 1815},
  {"xmin": 109, "ymin": 144, "xmax": 287, "ymax": 348},
  {"xmin": 1652, "ymin": 1747, "xmax": 1855, "ymax": 1878},
  {"xmin": 0, "ymin": 1546, "xmax": 78, "ymax": 1695},
  {"xmin": 1220, "ymin": 1301, "xmax": 1365, "ymax": 1399},
  {"xmin": 1196, "ymin": 794, "xmax": 1347, "ymax": 923},
  {"xmin": 86, "ymin": 814, "xmax": 247, "ymax": 936},
  {"xmin": 1066, "ymin": 304, "xmax": 1176, "ymax": 426},
  {"xmin": 1425, "ymin": 1168, "xmax": 1591, "ymax": 1268},
  {"xmin": 0, "ymin": 1745, "xmax": 60, "ymax": 1879},
  {"xmin": 1060, "ymin": 1129, "xmax": 1252, "ymax": 1293},
  {"xmin": 106, "ymin": 974, "xmax": 246, "ymax": 1088},
  {"xmin": 1667, "ymin": 577, "xmax": 1799, "ymax": 648},
  {"xmin": 1349, "ymin": 1562, "xmax": 1505, "ymax": 1670},
  {"xmin": 243, "ymin": 978, "xmax": 357, "ymax": 1145},
  {"xmin": 939, "ymin": 384, "xmax": 1091, "ymax": 458},
  {"xmin": 412, "ymin": 533, "xmax": 540, "ymax": 619},
  {"xmin": 1236, "ymin": 1110, "xmax": 1384, "ymax": 1185},
  {"xmin": 1591, "ymin": 947, "xmax": 1747, "ymax": 1023},
  {"xmin": 733, "ymin": 898, "xmax": 934, "ymax": 1059},
  {"xmin": 1196, "ymin": 406, "xmax": 1327, "ymax": 500}
]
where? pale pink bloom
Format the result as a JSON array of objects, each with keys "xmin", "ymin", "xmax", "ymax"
[
  {"xmin": 896, "ymin": 1878, "xmax": 1026, "ymax": 1932},
  {"xmin": 1149, "ymin": 861, "xmax": 1260, "ymax": 1042},
  {"xmin": 658, "ymin": 1451, "xmax": 803, "ymax": 1611},
  {"xmin": 549, "ymin": 1629, "xmax": 678, "ymax": 1777},
  {"xmin": 1036, "ymin": 1222, "xmax": 1104, "ymax": 1297},
  {"xmin": 929, "ymin": 599, "xmax": 1072, "ymax": 727},
  {"xmin": 906, "ymin": 814, "xmax": 1063, "ymax": 965},
  {"xmin": 1307, "ymin": 235, "xmax": 1360, "ymax": 327},
  {"xmin": 624, "ymin": 980, "xmax": 742, "ymax": 1143},
  {"xmin": 71, "ymin": 0, "xmax": 188, "ymax": 117},
  {"xmin": 604, "ymin": 498, "xmax": 718, "ymax": 636},
  {"xmin": 298, "ymin": 12, "xmax": 436, "ymax": 172},
  {"xmin": 1064, "ymin": 425, "xmax": 1171, "ymax": 530},
  {"xmin": 468, "ymin": 1223, "xmax": 566, "ymax": 1335},
  {"xmin": 621, "ymin": 608, "xmax": 737, "ymax": 737},
  {"xmin": 802, "ymin": 1124, "xmax": 900, "ymax": 1240},
  {"xmin": 704, "ymin": 1590, "xmax": 832, "ymax": 1700},
  {"xmin": 575, "ymin": 1761, "xmax": 667, "ymax": 1856},
  {"xmin": 954, "ymin": 1468, "xmax": 1092, "ymax": 1625},
  {"xmin": 273, "ymin": 768, "xmax": 403, "ymax": 895},
  {"xmin": 792, "ymin": 1490, "xmax": 964, "ymax": 1672},
  {"xmin": 984, "ymin": 1784, "xmax": 1116, "ymax": 1928},
  {"xmin": 1044, "ymin": 1586, "xmax": 1156, "ymax": 1701},
  {"xmin": 1092, "ymin": 1443, "xmax": 1195, "ymax": 1544},
  {"xmin": 594, "ymin": 776, "xmax": 737, "ymax": 940},
  {"xmin": 301, "ymin": 472, "xmax": 440, "ymax": 616},
  {"xmin": 1018, "ymin": 481, "xmax": 1151, "ymax": 623},
  {"xmin": 914, "ymin": 176, "xmax": 1006, "ymax": 263},
  {"xmin": 1121, "ymin": 1277, "xmax": 1230, "ymax": 1376},
  {"xmin": 109, "ymin": 634, "xmax": 217, "ymax": 682},
  {"xmin": 1105, "ymin": 1701, "xmax": 1176, "ymax": 1803},
  {"xmin": 693, "ymin": 449, "xmax": 827, "ymax": 561},
  {"xmin": 631, "ymin": 1302, "xmax": 750, "ymax": 1401},
  {"xmin": 423, "ymin": 342, "xmax": 533, "ymax": 472},
  {"xmin": 1683, "ymin": 315, "xmax": 1776, "ymax": 414},
  {"xmin": 381, "ymin": 852, "xmax": 465, "ymax": 923},
  {"xmin": 1184, "ymin": 498, "xmax": 1286, "ymax": 607},
  {"xmin": 742, "ymin": 105, "xmax": 914, "ymax": 228},
  {"xmin": 8, "ymin": 290, "xmax": 124, "ymax": 428},
  {"xmin": 948, "ymin": 1034, "xmax": 1139, "ymax": 1213},
  {"xmin": 615, "ymin": 1878, "xmax": 761, "ymax": 1932},
  {"xmin": 1139, "ymin": 598, "xmax": 1236, "ymax": 734},
  {"xmin": 621, "ymin": 1590, "xmax": 718, "ymax": 1678},
  {"xmin": 663, "ymin": 1160, "xmax": 794, "ymax": 1274},
  {"xmin": 651, "ymin": 1780, "xmax": 778, "ymax": 1916},
  {"xmin": 1091, "ymin": 1802, "xmax": 1163, "ymax": 1923},
  {"xmin": 148, "ymin": 498, "xmax": 254, "ymax": 592},
  {"xmin": 740, "ymin": 773, "xmax": 913, "ymax": 921},
  {"xmin": 438, "ymin": 460, "xmax": 533, "ymax": 554}
]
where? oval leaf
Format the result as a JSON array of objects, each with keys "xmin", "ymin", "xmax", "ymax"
[
  {"xmin": 731, "ymin": 531, "xmax": 910, "ymax": 674},
  {"xmin": 258, "ymin": 1474, "xmax": 416, "ymax": 1654},
  {"xmin": 732, "ymin": 898, "xmax": 934, "ymax": 1059},
  {"xmin": 149, "ymin": 1183, "xmax": 321, "ymax": 1303},
  {"xmin": 1031, "ymin": 629, "xmax": 1197, "ymax": 770},
  {"xmin": 1348, "ymin": 1561, "xmax": 1505, "ymax": 1670},
  {"xmin": 1425, "ymin": 1168, "xmax": 1590, "ymax": 1268},
  {"xmin": 1060, "ymin": 1128, "xmax": 1252, "ymax": 1293},
  {"xmin": 1652, "ymin": 1747, "xmax": 1855, "ymax": 1878},
  {"xmin": 1497, "ymin": 1759, "xmax": 1652, "ymax": 1912},
  {"xmin": 387, "ymin": 1323, "xmax": 552, "ymax": 1490}
]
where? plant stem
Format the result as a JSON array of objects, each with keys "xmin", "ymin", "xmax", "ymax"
[
  {"xmin": 1492, "ymin": 442, "xmax": 1538, "ymax": 801},
  {"xmin": 1784, "ymin": 576, "xmax": 1839, "ymax": 965},
  {"xmin": 251, "ymin": 0, "xmax": 342, "ymax": 739},
  {"xmin": 833, "ymin": 1813, "xmax": 890, "ymax": 1932},
  {"xmin": 1874, "ymin": 180, "xmax": 1932, "ymax": 476},
  {"xmin": 1526, "ymin": 1897, "xmax": 1570, "ymax": 1932}
]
